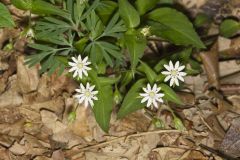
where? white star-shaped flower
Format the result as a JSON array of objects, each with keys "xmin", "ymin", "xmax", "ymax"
[
  {"xmin": 140, "ymin": 83, "xmax": 164, "ymax": 108},
  {"xmin": 161, "ymin": 61, "xmax": 187, "ymax": 87},
  {"xmin": 74, "ymin": 82, "xmax": 98, "ymax": 107},
  {"xmin": 68, "ymin": 55, "xmax": 91, "ymax": 79}
]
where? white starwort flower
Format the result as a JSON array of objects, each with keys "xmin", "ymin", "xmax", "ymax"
[
  {"xmin": 140, "ymin": 83, "xmax": 164, "ymax": 108},
  {"xmin": 74, "ymin": 82, "xmax": 98, "ymax": 107},
  {"xmin": 161, "ymin": 61, "xmax": 187, "ymax": 87},
  {"xmin": 68, "ymin": 55, "xmax": 91, "ymax": 79}
]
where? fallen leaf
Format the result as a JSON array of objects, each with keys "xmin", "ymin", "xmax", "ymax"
[
  {"xmin": 17, "ymin": 55, "xmax": 39, "ymax": 94},
  {"xmin": 40, "ymin": 110, "xmax": 67, "ymax": 134}
]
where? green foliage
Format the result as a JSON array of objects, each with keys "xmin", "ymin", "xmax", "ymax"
[
  {"xmin": 14, "ymin": 0, "xmax": 211, "ymax": 132},
  {"xmin": 117, "ymin": 79, "xmax": 146, "ymax": 119},
  {"xmin": 96, "ymin": 0, "xmax": 117, "ymax": 24},
  {"xmin": 159, "ymin": 84, "xmax": 183, "ymax": 105},
  {"xmin": 89, "ymin": 71, "xmax": 113, "ymax": 132},
  {"xmin": 124, "ymin": 30, "xmax": 147, "ymax": 71},
  {"xmin": 118, "ymin": 0, "xmax": 140, "ymax": 28},
  {"xmin": 147, "ymin": 8, "xmax": 205, "ymax": 48},
  {"xmin": 0, "ymin": 2, "xmax": 15, "ymax": 28},
  {"xmin": 220, "ymin": 19, "xmax": 240, "ymax": 38},
  {"xmin": 11, "ymin": 0, "xmax": 32, "ymax": 10},
  {"xmin": 138, "ymin": 61, "xmax": 157, "ymax": 84},
  {"xmin": 135, "ymin": 0, "xmax": 159, "ymax": 15}
]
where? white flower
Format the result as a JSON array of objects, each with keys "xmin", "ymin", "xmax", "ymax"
[
  {"xmin": 140, "ymin": 83, "xmax": 164, "ymax": 108},
  {"xmin": 74, "ymin": 82, "xmax": 98, "ymax": 107},
  {"xmin": 162, "ymin": 61, "xmax": 187, "ymax": 87},
  {"xmin": 68, "ymin": 55, "xmax": 91, "ymax": 79}
]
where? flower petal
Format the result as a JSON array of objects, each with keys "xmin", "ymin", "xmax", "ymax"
[
  {"xmin": 141, "ymin": 96, "xmax": 149, "ymax": 103},
  {"xmin": 163, "ymin": 64, "xmax": 171, "ymax": 71},
  {"xmin": 174, "ymin": 78, "xmax": 179, "ymax": 86},
  {"xmin": 164, "ymin": 75, "xmax": 172, "ymax": 82},
  {"xmin": 161, "ymin": 71, "xmax": 171, "ymax": 75},
  {"xmin": 169, "ymin": 61, "xmax": 174, "ymax": 70},
  {"xmin": 178, "ymin": 65, "xmax": 185, "ymax": 71},
  {"xmin": 175, "ymin": 61, "xmax": 180, "ymax": 69}
]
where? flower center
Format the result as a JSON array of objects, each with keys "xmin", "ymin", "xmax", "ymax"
[
  {"xmin": 171, "ymin": 70, "xmax": 178, "ymax": 76},
  {"xmin": 149, "ymin": 91, "xmax": 155, "ymax": 98},
  {"xmin": 77, "ymin": 62, "xmax": 84, "ymax": 69},
  {"xmin": 84, "ymin": 91, "xmax": 91, "ymax": 97}
]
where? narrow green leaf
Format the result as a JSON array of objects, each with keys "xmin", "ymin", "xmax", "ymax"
[
  {"xmin": 138, "ymin": 61, "xmax": 157, "ymax": 84},
  {"xmin": 124, "ymin": 31, "xmax": 147, "ymax": 71},
  {"xmin": 0, "ymin": 2, "xmax": 15, "ymax": 28},
  {"xmin": 93, "ymin": 84, "xmax": 113, "ymax": 133},
  {"xmin": 117, "ymin": 79, "xmax": 146, "ymax": 119},
  {"xmin": 135, "ymin": 0, "xmax": 158, "ymax": 15},
  {"xmin": 118, "ymin": 0, "xmax": 140, "ymax": 28},
  {"xmin": 159, "ymin": 84, "xmax": 183, "ymax": 105},
  {"xmin": 96, "ymin": 0, "xmax": 117, "ymax": 24},
  {"xmin": 31, "ymin": 0, "xmax": 69, "ymax": 18},
  {"xmin": 220, "ymin": 19, "xmax": 240, "ymax": 38},
  {"xmin": 148, "ymin": 8, "xmax": 205, "ymax": 48},
  {"xmin": 11, "ymin": 0, "xmax": 32, "ymax": 10},
  {"xmin": 98, "ymin": 76, "xmax": 121, "ymax": 86}
]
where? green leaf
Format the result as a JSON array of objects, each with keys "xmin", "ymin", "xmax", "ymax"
[
  {"xmin": 0, "ymin": 2, "xmax": 15, "ymax": 28},
  {"xmin": 117, "ymin": 79, "xmax": 146, "ymax": 119},
  {"xmin": 220, "ymin": 19, "xmax": 240, "ymax": 38},
  {"xmin": 96, "ymin": 0, "xmax": 117, "ymax": 24},
  {"xmin": 159, "ymin": 84, "xmax": 183, "ymax": 105},
  {"xmin": 194, "ymin": 13, "xmax": 210, "ymax": 27},
  {"xmin": 98, "ymin": 76, "xmax": 121, "ymax": 86},
  {"xmin": 31, "ymin": 0, "xmax": 69, "ymax": 18},
  {"xmin": 147, "ymin": 8, "xmax": 205, "ymax": 48},
  {"xmin": 11, "ymin": 0, "xmax": 32, "ymax": 10},
  {"xmin": 124, "ymin": 30, "xmax": 147, "ymax": 71},
  {"xmin": 154, "ymin": 48, "xmax": 192, "ymax": 72},
  {"xmin": 138, "ymin": 61, "xmax": 157, "ymax": 84},
  {"xmin": 118, "ymin": 0, "xmax": 140, "ymax": 28},
  {"xmin": 100, "ymin": 12, "xmax": 126, "ymax": 38},
  {"xmin": 135, "ymin": 0, "xmax": 158, "ymax": 15},
  {"xmin": 92, "ymin": 83, "xmax": 113, "ymax": 132}
]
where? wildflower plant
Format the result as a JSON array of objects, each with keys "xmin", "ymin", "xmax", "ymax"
[{"xmin": 3, "ymin": 0, "xmax": 214, "ymax": 132}]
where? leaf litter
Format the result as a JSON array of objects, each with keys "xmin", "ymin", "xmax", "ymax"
[{"xmin": 0, "ymin": 1, "xmax": 240, "ymax": 160}]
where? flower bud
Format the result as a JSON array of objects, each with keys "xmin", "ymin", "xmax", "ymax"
[
  {"xmin": 113, "ymin": 88, "xmax": 122, "ymax": 104},
  {"xmin": 152, "ymin": 118, "xmax": 164, "ymax": 129},
  {"xmin": 68, "ymin": 111, "xmax": 76, "ymax": 123},
  {"xmin": 140, "ymin": 26, "xmax": 151, "ymax": 36},
  {"xmin": 173, "ymin": 117, "xmax": 186, "ymax": 131}
]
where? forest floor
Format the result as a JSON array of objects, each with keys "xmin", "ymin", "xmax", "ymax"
[{"xmin": 0, "ymin": 0, "xmax": 240, "ymax": 159}]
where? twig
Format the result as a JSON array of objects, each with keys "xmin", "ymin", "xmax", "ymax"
[{"xmin": 64, "ymin": 130, "xmax": 188, "ymax": 158}]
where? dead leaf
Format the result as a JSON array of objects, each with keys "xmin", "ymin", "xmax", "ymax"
[
  {"xmin": 0, "ymin": 107, "xmax": 21, "ymax": 123},
  {"xmin": 9, "ymin": 141, "xmax": 26, "ymax": 155},
  {"xmin": 0, "ymin": 75, "xmax": 23, "ymax": 108},
  {"xmin": 40, "ymin": 110, "xmax": 67, "ymax": 134},
  {"xmin": 220, "ymin": 117, "xmax": 240, "ymax": 157},
  {"xmin": 17, "ymin": 56, "xmax": 39, "ymax": 94},
  {"xmin": 200, "ymin": 43, "xmax": 219, "ymax": 89}
]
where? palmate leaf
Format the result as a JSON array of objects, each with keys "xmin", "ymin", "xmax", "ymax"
[
  {"xmin": 99, "ymin": 13, "xmax": 126, "ymax": 38},
  {"xmin": 26, "ymin": 43, "xmax": 69, "ymax": 76},
  {"xmin": 34, "ymin": 17, "xmax": 72, "ymax": 42},
  {"xmin": 86, "ymin": 41, "xmax": 123, "ymax": 67},
  {"xmin": 0, "ymin": 2, "xmax": 15, "ymax": 28},
  {"xmin": 86, "ymin": 11, "xmax": 104, "ymax": 40}
]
